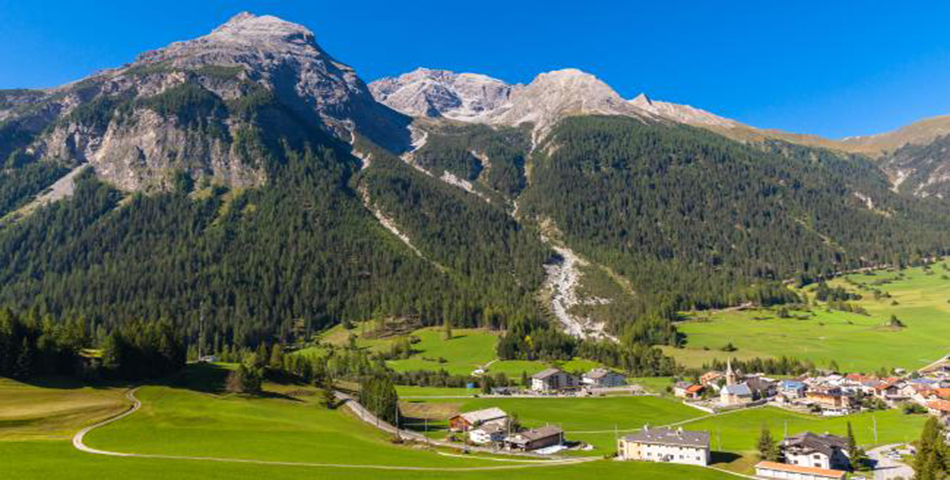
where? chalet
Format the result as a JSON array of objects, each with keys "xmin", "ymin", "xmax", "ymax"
[
  {"xmin": 754, "ymin": 461, "xmax": 846, "ymax": 480},
  {"xmin": 936, "ymin": 388, "xmax": 950, "ymax": 400},
  {"xmin": 781, "ymin": 432, "xmax": 851, "ymax": 471},
  {"xmin": 874, "ymin": 378, "xmax": 904, "ymax": 402},
  {"xmin": 531, "ymin": 368, "xmax": 579, "ymax": 392},
  {"xmin": 582, "ymin": 368, "xmax": 626, "ymax": 388},
  {"xmin": 469, "ymin": 423, "xmax": 507, "ymax": 444},
  {"xmin": 504, "ymin": 425, "xmax": 563, "ymax": 451},
  {"xmin": 806, "ymin": 385, "xmax": 849, "ymax": 409},
  {"xmin": 449, "ymin": 407, "xmax": 508, "ymax": 432},
  {"xmin": 618, "ymin": 426, "xmax": 710, "ymax": 466}
]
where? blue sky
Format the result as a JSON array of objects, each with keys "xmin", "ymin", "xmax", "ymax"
[{"xmin": 1, "ymin": 0, "xmax": 949, "ymax": 138}]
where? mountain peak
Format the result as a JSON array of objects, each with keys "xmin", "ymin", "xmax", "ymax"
[
  {"xmin": 369, "ymin": 68, "xmax": 512, "ymax": 120},
  {"xmin": 631, "ymin": 93, "xmax": 653, "ymax": 107}
]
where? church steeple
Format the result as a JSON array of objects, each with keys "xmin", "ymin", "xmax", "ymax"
[{"xmin": 725, "ymin": 359, "xmax": 737, "ymax": 386}]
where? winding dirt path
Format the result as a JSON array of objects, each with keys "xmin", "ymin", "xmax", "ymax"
[{"xmin": 71, "ymin": 388, "xmax": 593, "ymax": 472}]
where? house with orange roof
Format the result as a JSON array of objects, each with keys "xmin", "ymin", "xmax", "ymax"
[{"xmin": 755, "ymin": 461, "xmax": 846, "ymax": 480}]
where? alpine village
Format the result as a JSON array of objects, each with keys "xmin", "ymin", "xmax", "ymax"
[{"xmin": 6, "ymin": 8, "xmax": 950, "ymax": 480}]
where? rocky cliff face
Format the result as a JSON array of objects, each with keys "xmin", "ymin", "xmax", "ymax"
[
  {"xmin": 371, "ymin": 68, "xmax": 649, "ymax": 141},
  {"xmin": 368, "ymin": 68, "xmax": 512, "ymax": 120},
  {"xmin": 879, "ymin": 134, "xmax": 950, "ymax": 199},
  {"xmin": 4, "ymin": 12, "xmax": 410, "ymax": 192}
]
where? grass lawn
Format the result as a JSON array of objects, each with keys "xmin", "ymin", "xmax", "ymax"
[
  {"xmin": 299, "ymin": 325, "xmax": 602, "ymax": 381},
  {"xmin": 401, "ymin": 395, "xmax": 703, "ymax": 452},
  {"xmin": 0, "ymin": 377, "xmax": 129, "ymax": 441},
  {"xmin": 0, "ymin": 365, "xmax": 735, "ymax": 480},
  {"xmin": 666, "ymin": 263, "xmax": 950, "ymax": 372}
]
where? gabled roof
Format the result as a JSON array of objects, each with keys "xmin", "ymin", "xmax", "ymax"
[
  {"xmin": 755, "ymin": 461, "xmax": 846, "ymax": 479},
  {"xmin": 781, "ymin": 380, "xmax": 805, "ymax": 389},
  {"xmin": 722, "ymin": 383, "xmax": 752, "ymax": 396},
  {"xmin": 936, "ymin": 388, "xmax": 950, "ymax": 399},
  {"xmin": 783, "ymin": 432, "xmax": 848, "ymax": 458},
  {"xmin": 686, "ymin": 384, "xmax": 704, "ymax": 394},
  {"xmin": 532, "ymin": 368, "xmax": 563, "ymax": 380},
  {"xmin": 456, "ymin": 407, "xmax": 508, "ymax": 424},
  {"xmin": 507, "ymin": 425, "xmax": 562, "ymax": 443},
  {"xmin": 927, "ymin": 400, "xmax": 950, "ymax": 412},
  {"xmin": 623, "ymin": 427, "xmax": 710, "ymax": 448},
  {"xmin": 585, "ymin": 368, "xmax": 622, "ymax": 380}
]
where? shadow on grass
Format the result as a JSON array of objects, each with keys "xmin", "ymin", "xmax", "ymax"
[{"xmin": 710, "ymin": 451, "xmax": 743, "ymax": 465}]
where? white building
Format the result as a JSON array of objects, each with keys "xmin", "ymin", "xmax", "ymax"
[
  {"xmin": 531, "ymin": 368, "xmax": 579, "ymax": 392},
  {"xmin": 754, "ymin": 461, "xmax": 846, "ymax": 480},
  {"xmin": 617, "ymin": 426, "xmax": 710, "ymax": 466},
  {"xmin": 582, "ymin": 368, "xmax": 626, "ymax": 388},
  {"xmin": 469, "ymin": 423, "xmax": 506, "ymax": 444}
]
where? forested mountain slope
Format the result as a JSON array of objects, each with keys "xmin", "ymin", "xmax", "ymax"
[
  {"xmin": 4, "ymin": 12, "xmax": 950, "ymax": 355},
  {"xmin": 517, "ymin": 116, "xmax": 950, "ymax": 315}
]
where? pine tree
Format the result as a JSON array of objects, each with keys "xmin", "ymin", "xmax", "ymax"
[
  {"xmin": 521, "ymin": 370, "xmax": 529, "ymax": 387},
  {"xmin": 915, "ymin": 416, "xmax": 947, "ymax": 480},
  {"xmin": 757, "ymin": 425, "xmax": 776, "ymax": 461},
  {"xmin": 846, "ymin": 421, "xmax": 860, "ymax": 470},
  {"xmin": 13, "ymin": 337, "xmax": 33, "ymax": 379}
]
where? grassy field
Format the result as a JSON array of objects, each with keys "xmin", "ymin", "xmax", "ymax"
[
  {"xmin": 299, "ymin": 324, "xmax": 601, "ymax": 380},
  {"xmin": 401, "ymin": 395, "xmax": 704, "ymax": 452},
  {"xmin": 0, "ymin": 377, "xmax": 129, "ymax": 441},
  {"xmin": 0, "ymin": 365, "xmax": 735, "ymax": 480},
  {"xmin": 665, "ymin": 263, "xmax": 950, "ymax": 372}
]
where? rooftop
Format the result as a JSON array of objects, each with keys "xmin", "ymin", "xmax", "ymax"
[
  {"xmin": 755, "ymin": 461, "xmax": 846, "ymax": 479},
  {"xmin": 532, "ymin": 368, "xmax": 564, "ymax": 380},
  {"xmin": 456, "ymin": 407, "xmax": 508, "ymax": 424},
  {"xmin": 623, "ymin": 427, "xmax": 710, "ymax": 448}
]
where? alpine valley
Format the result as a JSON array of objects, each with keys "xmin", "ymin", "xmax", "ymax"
[{"xmin": 3, "ymin": 12, "xmax": 950, "ymax": 362}]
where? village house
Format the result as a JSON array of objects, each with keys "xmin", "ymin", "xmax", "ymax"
[
  {"xmin": 531, "ymin": 368, "xmax": 579, "ymax": 393},
  {"xmin": 469, "ymin": 423, "xmax": 507, "ymax": 444},
  {"xmin": 504, "ymin": 425, "xmax": 563, "ymax": 451},
  {"xmin": 781, "ymin": 432, "xmax": 851, "ymax": 471},
  {"xmin": 700, "ymin": 371, "xmax": 724, "ymax": 388},
  {"xmin": 673, "ymin": 381, "xmax": 704, "ymax": 399},
  {"xmin": 617, "ymin": 426, "xmax": 711, "ymax": 466},
  {"xmin": 874, "ymin": 378, "xmax": 905, "ymax": 403},
  {"xmin": 926, "ymin": 400, "xmax": 950, "ymax": 419},
  {"xmin": 780, "ymin": 380, "xmax": 807, "ymax": 399},
  {"xmin": 805, "ymin": 385, "xmax": 851, "ymax": 411},
  {"xmin": 754, "ymin": 461, "xmax": 847, "ymax": 480},
  {"xmin": 449, "ymin": 407, "xmax": 508, "ymax": 432},
  {"xmin": 582, "ymin": 368, "xmax": 626, "ymax": 388},
  {"xmin": 746, "ymin": 376, "xmax": 778, "ymax": 399}
]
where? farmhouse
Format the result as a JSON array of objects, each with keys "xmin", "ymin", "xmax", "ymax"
[
  {"xmin": 531, "ymin": 368, "xmax": 579, "ymax": 392},
  {"xmin": 469, "ymin": 423, "xmax": 506, "ymax": 444},
  {"xmin": 448, "ymin": 407, "xmax": 508, "ymax": 432},
  {"xmin": 504, "ymin": 425, "xmax": 563, "ymax": 451},
  {"xmin": 582, "ymin": 368, "xmax": 626, "ymax": 388},
  {"xmin": 673, "ymin": 382, "xmax": 704, "ymax": 399},
  {"xmin": 781, "ymin": 432, "xmax": 851, "ymax": 471},
  {"xmin": 617, "ymin": 426, "xmax": 710, "ymax": 466},
  {"xmin": 754, "ymin": 461, "xmax": 846, "ymax": 480}
]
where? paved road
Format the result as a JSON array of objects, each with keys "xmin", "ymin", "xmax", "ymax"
[{"xmin": 867, "ymin": 444, "xmax": 914, "ymax": 480}]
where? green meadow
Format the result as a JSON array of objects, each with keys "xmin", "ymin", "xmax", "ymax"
[
  {"xmin": 401, "ymin": 395, "xmax": 704, "ymax": 451},
  {"xmin": 0, "ymin": 368, "xmax": 735, "ymax": 480},
  {"xmin": 300, "ymin": 324, "xmax": 601, "ymax": 380},
  {"xmin": 665, "ymin": 263, "xmax": 950, "ymax": 372}
]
